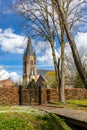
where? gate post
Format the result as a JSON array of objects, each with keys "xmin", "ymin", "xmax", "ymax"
[
  {"xmin": 38, "ymin": 86, "xmax": 42, "ymax": 105},
  {"xmin": 19, "ymin": 85, "xmax": 22, "ymax": 105}
]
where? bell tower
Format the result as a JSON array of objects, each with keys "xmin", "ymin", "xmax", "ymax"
[{"xmin": 23, "ymin": 38, "xmax": 37, "ymax": 86}]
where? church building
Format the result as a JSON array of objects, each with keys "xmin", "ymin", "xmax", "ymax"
[
  {"xmin": 23, "ymin": 38, "xmax": 39, "ymax": 86},
  {"xmin": 23, "ymin": 38, "xmax": 74, "ymax": 88}
]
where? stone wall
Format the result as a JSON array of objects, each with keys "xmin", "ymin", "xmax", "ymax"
[
  {"xmin": 46, "ymin": 88, "xmax": 87, "ymax": 102},
  {"xmin": 0, "ymin": 87, "xmax": 19, "ymax": 105},
  {"xmin": 65, "ymin": 88, "xmax": 87, "ymax": 99},
  {"xmin": 0, "ymin": 87, "xmax": 87, "ymax": 105},
  {"xmin": 46, "ymin": 89, "xmax": 59, "ymax": 102},
  {"xmin": 21, "ymin": 88, "xmax": 87, "ymax": 104}
]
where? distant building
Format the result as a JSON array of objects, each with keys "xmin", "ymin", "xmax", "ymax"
[{"xmin": 23, "ymin": 38, "xmax": 39, "ymax": 86}]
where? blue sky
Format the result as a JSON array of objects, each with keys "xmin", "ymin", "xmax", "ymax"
[
  {"xmin": 0, "ymin": 0, "xmax": 87, "ymax": 82},
  {"xmin": 0, "ymin": 0, "xmax": 24, "ymax": 76},
  {"xmin": 0, "ymin": 0, "xmax": 55, "ymax": 82}
]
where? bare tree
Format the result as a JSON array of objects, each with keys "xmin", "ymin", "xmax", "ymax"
[
  {"xmin": 65, "ymin": 46, "xmax": 87, "ymax": 78},
  {"xmin": 15, "ymin": 0, "xmax": 68, "ymax": 103},
  {"xmin": 53, "ymin": 0, "xmax": 87, "ymax": 88}
]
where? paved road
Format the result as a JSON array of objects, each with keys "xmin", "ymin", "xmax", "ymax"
[{"xmin": 34, "ymin": 105, "xmax": 87, "ymax": 128}]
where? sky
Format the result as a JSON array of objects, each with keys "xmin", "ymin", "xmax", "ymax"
[
  {"xmin": 0, "ymin": 0, "xmax": 56, "ymax": 82},
  {"xmin": 0, "ymin": 0, "xmax": 87, "ymax": 82}
]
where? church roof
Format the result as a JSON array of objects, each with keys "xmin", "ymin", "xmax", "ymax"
[{"xmin": 26, "ymin": 38, "xmax": 34, "ymax": 56}]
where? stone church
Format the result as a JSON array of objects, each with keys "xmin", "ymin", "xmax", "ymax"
[
  {"xmin": 23, "ymin": 38, "xmax": 74, "ymax": 88},
  {"xmin": 23, "ymin": 38, "xmax": 39, "ymax": 86}
]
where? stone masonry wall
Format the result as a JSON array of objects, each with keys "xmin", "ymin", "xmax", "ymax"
[
  {"xmin": 0, "ymin": 87, "xmax": 87, "ymax": 105},
  {"xmin": 0, "ymin": 87, "xmax": 19, "ymax": 105},
  {"xmin": 65, "ymin": 88, "xmax": 87, "ymax": 100},
  {"xmin": 46, "ymin": 88, "xmax": 87, "ymax": 102},
  {"xmin": 21, "ymin": 88, "xmax": 87, "ymax": 104}
]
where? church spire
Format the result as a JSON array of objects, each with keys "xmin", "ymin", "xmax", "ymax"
[
  {"xmin": 23, "ymin": 37, "xmax": 38, "ymax": 86},
  {"xmin": 26, "ymin": 38, "xmax": 33, "ymax": 56}
]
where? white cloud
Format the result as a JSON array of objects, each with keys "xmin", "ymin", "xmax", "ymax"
[
  {"xmin": 75, "ymin": 32, "xmax": 87, "ymax": 50},
  {"xmin": 65, "ymin": 32, "xmax": 87, "ymax": 53},
  {"xmin": 0, "ymin": 29, "xmax": 2, "ymax": 33},
  {"xmin": 0, "ymin": 28, "xmax": 27, "ymax": 54},
  {"xmin": 0, "ymin": 67, "xmax": 9, "ymax": 80},
  {"xmin": 65, "ymin": 32, "xmax": 87, "ymax": 70},
  {"xmin": 0, "ymin": 66, "xmax": 21, "ymax": 82},
  {"xmin": 9, "ymin": 72, "xmax": 21, "ymax": 82},
  {"xmin": 32, "ymin": 40, "xmax": 60, "ymax": 68},
  {"xmin": 33, "ymin": 40, "xmax": 50, "ymax": 54},
  {"xmin": 38, "ymin": 48, "xmax": 53, "ymax": 64},
  {"xmin": 36, "ymin": 32, "xmax": 87, "ymax": 67},
  {"xmin": 37, "ymin": 47, "xmax": 60, "ymax": 67}
]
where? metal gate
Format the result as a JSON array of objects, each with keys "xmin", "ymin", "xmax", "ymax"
[{"xmin": 19, "ymin": 86, "xmax": 42, "ymax": 105}]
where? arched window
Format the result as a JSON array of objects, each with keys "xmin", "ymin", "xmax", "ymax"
[{"xmin": 30, "ymin": 68, "xmax": 34, "ymax": 75}]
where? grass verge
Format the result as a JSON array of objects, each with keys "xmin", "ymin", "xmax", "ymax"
[
  {"xmin": 0, "ymin": 106, "xmax": 71, "ymax": 130},
  {"xmin": 48, "ymin": 99, "xmax": 87, "ymax": 111}
]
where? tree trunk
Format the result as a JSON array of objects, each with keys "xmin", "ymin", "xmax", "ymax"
[
  {"xmin": 55, "ymin": 0, "xmax": 87, "ymax": 88},
  {"xmin": 50, "ymin": 40, "xmax": 61, "ymax": 98},
  {"xmin": 60, "ymin": 36, "xmax": 66, "ymax": 103},
  {"xmin": 50, "ymin": 41, "xmax": 59, "ymax": 83},
  {"xmin": 57, "ymin": 58, "xmax": 61, "ymax": 101},
  {"xmin": 57, "ymin": 5, "xmax": 66, "ymax": 103}
]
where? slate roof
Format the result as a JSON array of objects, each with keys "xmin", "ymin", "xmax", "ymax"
[{"xmin": 25, "ymin": 38, "xmax": 34, "ymax": 56}]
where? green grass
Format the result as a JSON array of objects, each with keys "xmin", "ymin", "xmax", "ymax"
[
  {"xmin": 66, "ymin": 99, "xmax": 87, "ymax": 110},
  {"xmin": 0, "ymin": 99, "xmax": 87, "ymax": 129},
  {"xmin": 0, "ymin": 106, "xmax": 71, "ymax": 130},
  {"xmin": 67, "ymin": 99, "xmax": 87, "ymax": 106},
  {"xmin": 48, "ymin": 99, "xmax": 87, "ymax": 111}
]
